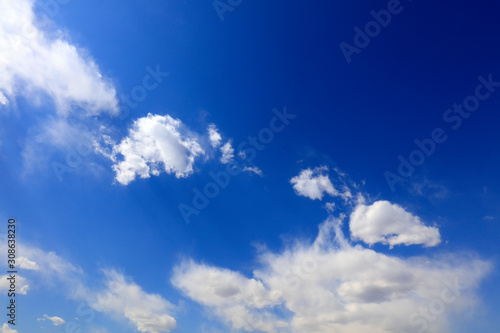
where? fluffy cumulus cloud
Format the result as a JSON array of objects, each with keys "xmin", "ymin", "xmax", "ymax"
[
  {"xmin": 0, "ymin": 0, "xmax": 118, "ymax": 115},
  {"xmin": 96, "ymin": 114, "xmax": 264, "ymax": 184},
  {"xmin": 109, "ymin": 114, "xmax": 205, "ymax": 185},
  {"xmin": 350, "ymin": 200, "xmax": 441, "ymax": 248},
  {"xmin": 92, "ymin": 270, "xmax": 176, "ymax": 333},
  {"xmin": 290, "ymin": 167, "xmax": 338, "ymax": 200},
  {"xmin": 173, "ymin": 216, "xmax": 490, "ymax": 333}
]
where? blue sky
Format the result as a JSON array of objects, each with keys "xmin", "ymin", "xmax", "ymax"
[{"xmin": 0, "ymin": 0, "xmax": 499, "ymax": 332}]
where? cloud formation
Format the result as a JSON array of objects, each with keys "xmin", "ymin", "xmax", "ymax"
[
  {"xmin": 92, "ymin": 270, "xmax": 177, "ymax": 333},
  {"xmin": 0, "ymin": 240, "xmax": 176, "ymax": 333},
  {"xmin": 16, "ymin": 256, "xmax": 39, "ymax": 270},
  {"xmin": 290, "ymin": 166, "xmax": 339, "ymax": 200},
  {"xmin": 173, "ymin": 216, "xmax": 490, "ymax": 333},
  {"xmin": 109, "ymin": 114, "xmax": 205, "ymax": 185},
  {"xmin": 172, "ymin": 261, "xmax": 287, "ymax": 332},
  {"xmin": 0, "ymin": 0, "xmax": 118, "ymax": 115},
  {"xmin": 208, "ymin": 124, "xmax": 222, "ymax": 148},
  {"xmin": 0, "ymin": 274, "xmax": 29, "ymax": 295},
  {"xmin": 243, "ymin": 166, "xmax": 263, "ymax": 176},
  {"xmin": 219, "ymin": 141, "xmax": 234, "ymax": 164},
  {"xmin": 100, "ymin": 114, "xmax": 262, "ymax": 185},
  {"xmin": 350, "ymin": 200, "xmax": 441, "ymax": 248},
  {"xmin": 43, "ymin": 315, "xmax": 65, "ymax": 326}
]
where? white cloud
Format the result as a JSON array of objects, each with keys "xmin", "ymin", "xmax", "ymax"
[
  {"xmin": 290, "ymin": 166, "xmax": 338, "ymax": 200},
  {"xmin": 243, "ymin": 166, "xmax": 263, "ymax": 177},
  {"xmin": 109, "ymin": 114, "xmax": 205, "ymax": 185},
  {"xmin": 0, "ymin": 240, "xmax": 86, "ymax": 298},
  {"xmin": 0, "ymin": 323, "xmax": 17, "ymax": 333},
  {"xmin": 12, "ymin": 243, "xmax": 87, "ymax": 298},
  {"xmin": 173, "ymin": 216, "xmax": 490, "ymax": 333},
  {"xmin": 19, "ymin": 244, "xmax": 83, "ymax": 277},
  {"xmin": 19, "ymin": 284, "xmax": 30, "ymax": 294},
  {"xmin": 0, "ymin": 0, "xmax": 119, "ymax": 170},
  {"xmin": 208, "ymin": 124, "xmax": 222, "ymax": 148},
  {"xmin": 92, "ymin": 270, "xmax": 176, "ymax": 333},
  {"xmin": 16, "ymin": 256, "xmax": 39, "ymax": 270},
  {"xmin": 219, "ymin": 141, "xmax": 234, "ymax": 164},
  {"xmin": 0, "ymin": 0, "xmax": 118, "ymax": 115},
  {"xmin": 349, "ymin": 200, "xmax": 441, "ymax": 248},
  {"xmin": 0, "ymin": 275, "xmax": 29, "ymax": 295},
  {"xmin": 172, "ymin": 261, "xmax": 287, "ymax": 333},
  {"xmin": 43, "ymin": 314, "xmax": 65, "ymax": 326}
]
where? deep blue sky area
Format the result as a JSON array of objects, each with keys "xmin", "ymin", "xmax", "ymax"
[{"xmin": 0, "ymin": 0, "xmax": 499, "ymax": 332}]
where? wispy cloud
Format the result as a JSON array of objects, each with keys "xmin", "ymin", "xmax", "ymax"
[
  {"xmin": 42, "ymin": 315, "xmax": 65, "ymax": 326},
  {"xmin": 91, "ymin": 270, "xmax": 176, "ymax": 333},
  {"xmin": 243, "ymin": 166, "xmax": 263, "ymax": 177},
  {"xmin": 0, "ymin": 240, "xmax": 177, "ymax": 333}
]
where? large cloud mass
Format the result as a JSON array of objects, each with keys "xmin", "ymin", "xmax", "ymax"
[
  {"xmin": 173, "ymin": 216, "xmax": 490, "ymax": 333},
  {"xmin": 0, "ymin": 0, "xmax": 118, "ymax": 115}
]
